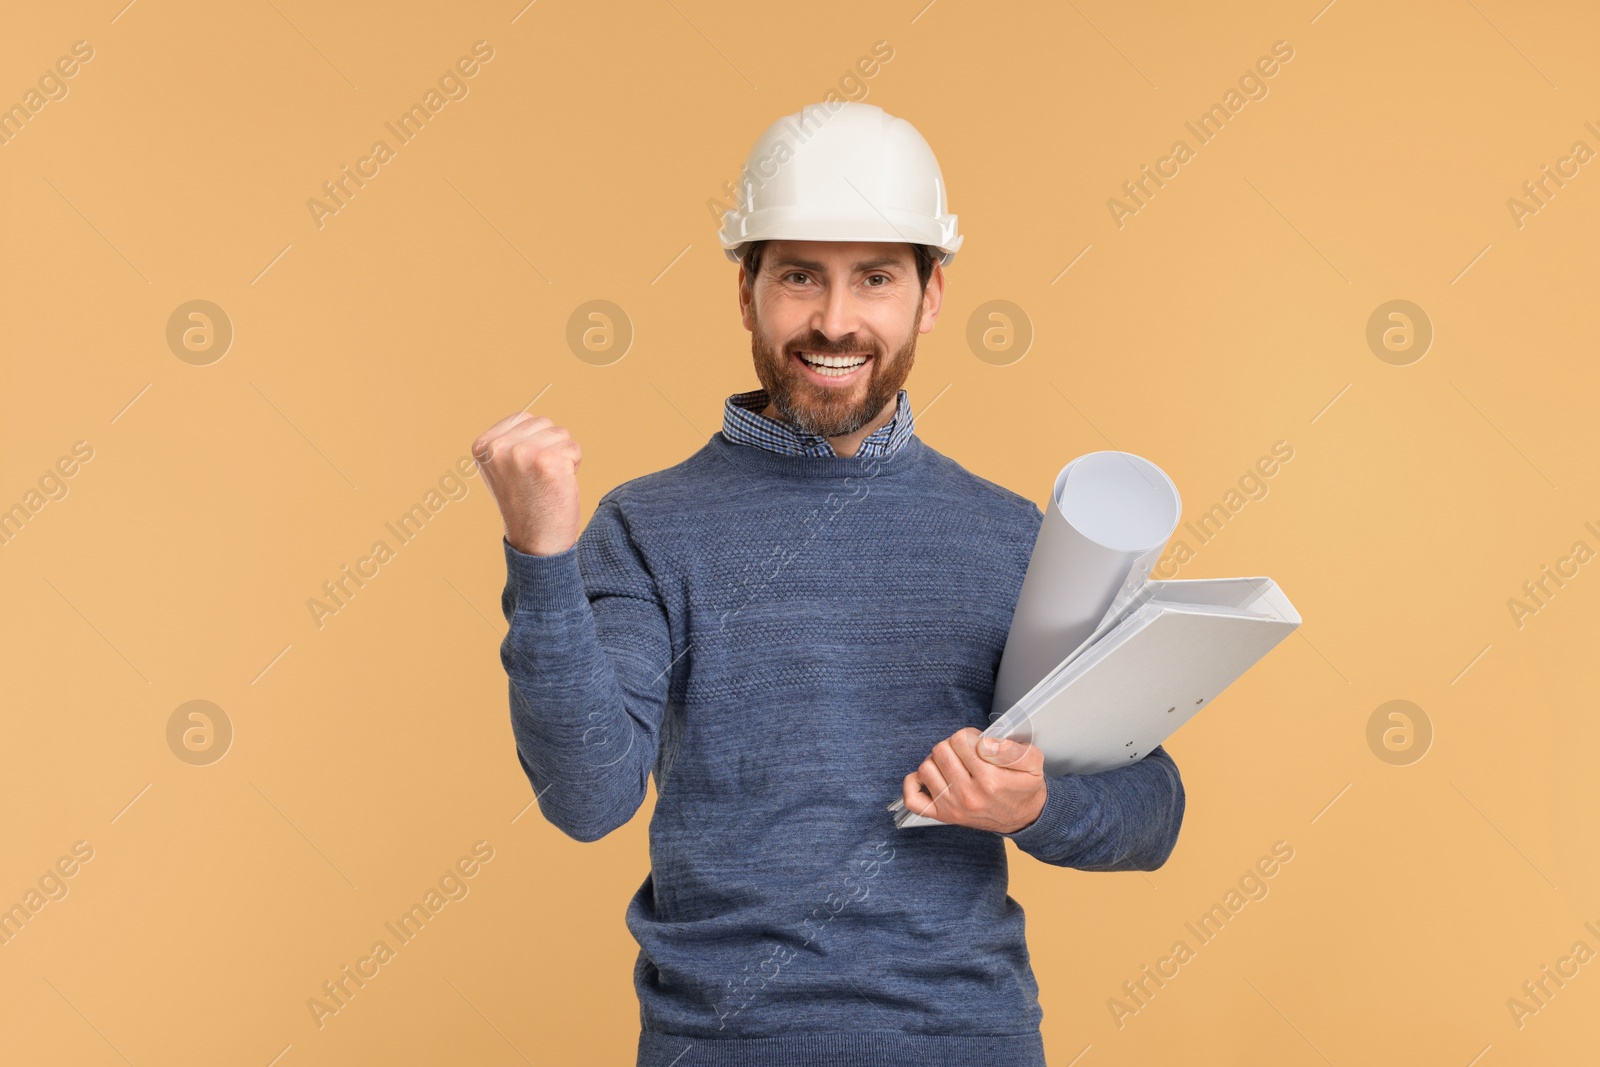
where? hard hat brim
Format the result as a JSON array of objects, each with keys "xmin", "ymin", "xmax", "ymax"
[{"xmin": 720, "ymin": 209, "xmax": 962, "ymax": 267}]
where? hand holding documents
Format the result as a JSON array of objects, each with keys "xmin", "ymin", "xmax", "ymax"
[{"xmin": 890, "ymin": 451, "xmax": 1300, "ymax": 829}]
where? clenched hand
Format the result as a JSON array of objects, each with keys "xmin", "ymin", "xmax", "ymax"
[
  {"xmin": 470, "ymin": 411, "xmax": 582, "ymax": 557},
  {"xmin": 902, "ymin": 727, "xmax": 1047, "ymax": 834}
]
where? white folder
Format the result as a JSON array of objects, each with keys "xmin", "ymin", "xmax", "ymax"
[{"xmin": 889, "ymin": 576, "xmax": 1299, "ymax": 828}]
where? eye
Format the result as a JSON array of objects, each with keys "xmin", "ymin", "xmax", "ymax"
[
  {"xmin": 782, "ymin": 271, "xmax": 812, "ymax": 285},
  {"xmin": 864, "ymin": 273, "xmax": 891, "ymax": 287}
]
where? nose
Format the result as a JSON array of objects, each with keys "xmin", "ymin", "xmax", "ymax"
[{"xmin": 811, "ymin": 279, "xmax": 865, "ymax": 347}]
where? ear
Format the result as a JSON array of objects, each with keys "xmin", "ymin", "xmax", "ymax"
[
  {"xmin": 738, "ymin": 266, "xmax": 756, "ymax": 333},
  {"xmin": 918, "ymin": 261, "xmax": 945, "ymax": 335}
]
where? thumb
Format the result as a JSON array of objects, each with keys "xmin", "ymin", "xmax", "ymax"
[{"xmin": 977, "ymin": 736, "xmax": 1029, "ymax": 769}]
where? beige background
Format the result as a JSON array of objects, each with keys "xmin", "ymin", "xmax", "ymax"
[{"xmin": 3, "ymin": 0, "xmax": 1598, "ymax": 1063}]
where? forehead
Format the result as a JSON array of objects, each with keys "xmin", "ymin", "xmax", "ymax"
[{"xmin": 763, "ymin": 240, "xmax": 915, "ymax": 272}]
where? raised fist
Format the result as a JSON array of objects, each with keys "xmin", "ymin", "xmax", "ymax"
[{"xmin": 470, "ymin": 411, "xmax": 582, "ymax": 557}]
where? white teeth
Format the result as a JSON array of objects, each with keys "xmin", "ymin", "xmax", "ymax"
[{"xmin": 797, "ymin": 352, "xmax": 869, "ymax": 369}]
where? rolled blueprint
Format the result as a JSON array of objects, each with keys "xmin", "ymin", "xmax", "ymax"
[{"xmin": 991, "ymin": 451, "xmax": 1182, "ymax": 718}]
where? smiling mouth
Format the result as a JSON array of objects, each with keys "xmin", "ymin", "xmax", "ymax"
[{"xmin": 793, "ymin": 349, "xmax": 872, "ymax": 379}]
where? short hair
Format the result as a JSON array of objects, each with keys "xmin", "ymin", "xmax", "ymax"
[{"xmin": 739, "ymin": 241, "xmax": 939, "ymax": 294}]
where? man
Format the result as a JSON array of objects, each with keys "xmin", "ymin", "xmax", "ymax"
[{"xmin": 472, "ymin": 102, "xmax": 1185, "ymax": 1067}]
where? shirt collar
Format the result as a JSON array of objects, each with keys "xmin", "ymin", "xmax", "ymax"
[{"xmin": 721, "ymin": 388, "xmax": 916, "ymax": 459}]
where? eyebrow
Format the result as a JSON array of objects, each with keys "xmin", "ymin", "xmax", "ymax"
[{"xmin": 769, "ymin": 255, "xmax": 909, "ymax": 273}]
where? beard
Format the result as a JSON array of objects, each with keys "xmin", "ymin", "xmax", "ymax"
[{"xmin": 750, "ymin": 301, "xmax": 922, "ymax": 439}]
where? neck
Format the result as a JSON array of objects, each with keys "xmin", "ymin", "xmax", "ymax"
[{"xmin": 760, "ymin": 394, "xmax": 899, "ymax": 458}]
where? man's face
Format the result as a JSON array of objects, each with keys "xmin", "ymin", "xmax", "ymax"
[{"xmin": 740, "ymin": 240, "xmax": 943, "ymax": 439}]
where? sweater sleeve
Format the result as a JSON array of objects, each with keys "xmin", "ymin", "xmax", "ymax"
[
  {"xmin": 498, "ymin": 495, "xmax": 673, "ymax": 843},
  {"xmin": 1001, "ymin": 744, "xmax": 1185, "ymax": 870}
]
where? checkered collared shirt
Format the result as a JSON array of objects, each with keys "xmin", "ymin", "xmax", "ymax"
[{"xmin": 721, "ymin": 388, "xmax": 916, "ymax": 458}]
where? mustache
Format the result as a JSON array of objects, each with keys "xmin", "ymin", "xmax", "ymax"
[{"xmin": 787, "ymin": 334, "xmax": 878, "ymax": 357}]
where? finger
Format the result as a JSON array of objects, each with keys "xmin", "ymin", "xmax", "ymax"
[
  {"xmin": 929, "ymin": 740, "xmax": 972, "ymax": 790},
  {"xmin": 902, "ymin": 772, "xmax": 938, "ymax": 817},
  {"xmin": 916, "ymin": 756, "xmax": 951, "ymax": 808},
  {"xmin": 472, "ymin": 411, "xmax": 539, "ymax": 457},
  {"xmin": 477, "ymin": 424, "xmax": 571, "ymax": 474},
  {"xmin": 482, "ymin": 417, "xmax": 562, "ymax": 457},
  {"xmin": 475, "ymin": 414, "xmax": 559, "ymax": 462},
  {"xmin": 947, "ymin": 729, "xmax": 990, "ymax": 779}
]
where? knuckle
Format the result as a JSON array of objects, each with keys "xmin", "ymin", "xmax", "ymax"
[{"xmin": 531, "ymin": 448, "xmax": 570, "ymax": 475}]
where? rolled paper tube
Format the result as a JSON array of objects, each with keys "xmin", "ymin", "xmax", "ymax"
[{"xmin": 991, "ymin": 451, "xmax": 1181, "ymax": 718}]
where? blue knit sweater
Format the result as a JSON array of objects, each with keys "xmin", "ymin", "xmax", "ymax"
[{"xmin": 499, "ymin": 429, "xmax": 1186, "ymax": 1067}]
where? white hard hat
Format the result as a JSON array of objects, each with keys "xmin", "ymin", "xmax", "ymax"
[{"xmin": 717, "ymin": 102, "xmax": 964, "ymax": 267}]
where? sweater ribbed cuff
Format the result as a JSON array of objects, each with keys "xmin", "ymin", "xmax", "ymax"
[
  {"xmin": 502, "ymin": 536, "xmax": 589, "ymax": 612},
  {"xmin": 1003, "ymin": 774, "xmax": 1086, "ymax": 851}
]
